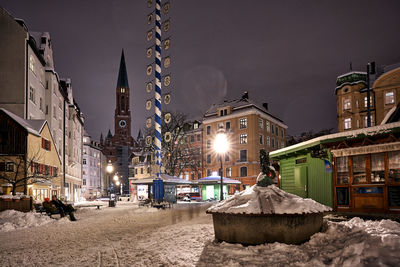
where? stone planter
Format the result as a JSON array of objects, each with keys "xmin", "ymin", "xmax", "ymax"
[{"xmin": 207, "ymin": 211, "xmax": 324, "ymax": 245}]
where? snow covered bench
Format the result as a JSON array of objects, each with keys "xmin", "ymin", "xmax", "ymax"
[
  {"xmin": 75, "ymin": 204, "xmax": 102, "ymax": 209},
  {"xmin": 34, "ymin": 204, "xmax": 61, "ymax": 217}
]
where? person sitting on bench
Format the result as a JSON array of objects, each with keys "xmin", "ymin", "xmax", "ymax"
[{"xmin": 50, "ymin": 195, "xmax": 77, "ymax": 221}]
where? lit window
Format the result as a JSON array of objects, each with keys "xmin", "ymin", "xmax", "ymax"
[
  {"xmin": 385, "ymin": 91, "xmax": 395, "ymax": 104},
  {"xmin": 267, "ymin": 136, "xmax": 270, "ymax": 147},
  {"xmin": 266, "ymin": 121, "xmax": 270, "ymax": 132},
  {"xmin": 364, "ymin": 96, "xmax": 373, "ymax": 107},
  {"xmin": 343, "ymin": 98, "xmax": 351, "ymax": 110},
  {"xmin": 29, "ymin": 55, "xmax": 35, "ymax": 73},
  {"xmin": 239, "ymin": 118, "xmax": 247, "ymax": 129},
  {"xmin": 239, "ymin": 134, "xmax": 247, "ymax": 144},
  {"xmin": 344, "ymin": 118, "xmax": 351, "ymax": 130},
  {"xmin": 259, "ymin": 118, "xmax": 263, "ymax": 129},
  {"xmin": 121, "ymin": 88, "xmax": 125, "ymax": 93},
  {"xmin": 226, "ymin": 167, "xmax": 231, "ymax": 177},
  {"xmin": 364, "ymin": 115, "xmax": 375, "ymax": 127}
]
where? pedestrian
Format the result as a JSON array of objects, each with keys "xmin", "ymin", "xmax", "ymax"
[{"xmin": 51, "ymin": 195, "xmax": 77, "ymax": 221}]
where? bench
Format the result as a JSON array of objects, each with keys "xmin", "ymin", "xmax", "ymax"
[
  {"xmin": 139, "ymin": 199, "xmax": 151, "ymax": 207},
  {"xmin": 34, "ymin": 204, "xmax": 61, "ymax": 217},
  {"xmin": 151, "ymin": 201, "xmax": 171, "ymax": 209},
  {"xmin": 76, "ymin": 204, "xmax": 102, "ymax": 209}
]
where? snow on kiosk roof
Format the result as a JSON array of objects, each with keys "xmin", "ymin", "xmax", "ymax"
[
  {"xmin": 197, "ymin": 176, "xmax": 241, "ymax": 184},
  {"xmin": 207, "ymin": 185, "xmax": 331, "ymax": 215},
  {"xmin": 130, "ymin": 174, "xmax": 193, "ymax": 185}
]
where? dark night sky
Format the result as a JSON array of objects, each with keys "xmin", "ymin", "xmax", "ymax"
[{"xmin": 1, "ymin": 0, "xmax": 400, "ymax": 141}]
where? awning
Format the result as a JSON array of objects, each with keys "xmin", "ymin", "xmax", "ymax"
[
  {"xmin": 331, "ymin": 141, "xmax": 400, "ymax": 157},
  {"xmin": 129, "ymin": 174, "xmax": 193, "ymax": 185},
  {"xmin": 195, "ymin": 176, "xmax": 241, "ymax": 184}
]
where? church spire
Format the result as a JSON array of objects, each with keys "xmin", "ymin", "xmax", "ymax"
[{"xmin": 117, "ymin": 49, "xmax": 129, "ymax": 89}]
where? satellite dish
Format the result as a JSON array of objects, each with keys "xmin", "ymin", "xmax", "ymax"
[
  {"xmin": 164, "ymin": 132, "xmax": 171, "ymax": 142},
  {"xmin": 164, "ymin": 94, "xmax": 171, "ymax": 104},
  {"xmin": 146, "ymin": 65, "xmax": 153, "ymax": 76},
  {"xmin": 163, "ymin": 57, "xmax": 171, "ymax": 68},
  {"xmin": 146, "ymin": 100, "xmax": 152, "ymax": 110},
  {"xmin": 163, "ymin": 75, "xmax": 171, "ymax": 86},
  {"xmin": 146, "ymin": 82, "xmax": 153, "ymax": 93},
  {"xmin": 164, "ymin": 112, "xmax": 171, "ymax": 124},
  {"xmin": 146, "ymin": 118, "xmax": 152, "ymax": 128}
]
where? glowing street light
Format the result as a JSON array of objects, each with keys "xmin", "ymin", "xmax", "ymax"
[
  {"xmin": 213, "ymin": 129, "xmax": 229, "ymax": 201},
  {"xmin": 113, "ymin": 174, "xmax": 119, "ymax": 181}
]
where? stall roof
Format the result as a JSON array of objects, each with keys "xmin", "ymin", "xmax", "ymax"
[
  {"xmin": 129, "ymin": 174, "xmax": 193, "ymax": 185},
  {"xmin": 270, "ymin": 121, "xmax": 400, "ymax": 159},
  {"xmin": 196, "ymin": 176, "xmax": 241, "ymax": 184}
]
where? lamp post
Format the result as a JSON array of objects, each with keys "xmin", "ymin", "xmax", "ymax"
[
  {"xmin": 106, "ymin": 161, "xmax": 113, "ymax": 206},
  {"xmin": 113, "ymin": 174, "xmax": 119, "ymax": 201},
  {"xmin": 213, "ymin": 129, "xmax": 229, "ymax": 201}
]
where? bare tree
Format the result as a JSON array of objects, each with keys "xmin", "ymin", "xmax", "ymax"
[{"xmin": 0, "ymin": 148, "xmax": 59, "ymax": 195}]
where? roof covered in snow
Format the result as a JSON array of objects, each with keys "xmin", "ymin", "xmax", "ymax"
[
  {"xmin": 197, "ymin": 176, "xmax": 241, "ymax": 184},
  {"xmin": 207, "ymin": 185, "xmax": 332, "ymax": 215},
  {"xmin": 0, "ymin": 108, "xmax": 46, "ymax": 136}
]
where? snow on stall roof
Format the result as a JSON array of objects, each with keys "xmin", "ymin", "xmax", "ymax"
[
  {"xmin": 207, "ymin": 185, "xmax": 331, "ymax": 215},
  {"xmin": 271, "ymin": 121, "xmax": 400, "ymax": 157}
]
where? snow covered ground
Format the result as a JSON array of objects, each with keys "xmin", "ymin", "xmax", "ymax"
[{"xmin": 1, "ymin": 202, "xmax": 400, "ymax": 266}]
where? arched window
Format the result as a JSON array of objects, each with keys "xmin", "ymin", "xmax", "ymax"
[
  {"xmin": 121, "ymin": 96, "xmax": 125, "ymax": 112},
  {"xmin": 240, "ymin": 166, "xmax": 247, "ymax": 177}
]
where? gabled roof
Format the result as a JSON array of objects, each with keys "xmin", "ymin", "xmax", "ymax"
[
  {"xmin": 117, "ymin": 49, "xmax": 129, "ymax": 89},
  {"xmin": 0, "ymin": 108, "xmax": 45, "ymax": 136}
]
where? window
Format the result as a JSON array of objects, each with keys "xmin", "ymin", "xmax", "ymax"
[
  {"xmin": 272, "ymin": 138, "xmax": 275, "ymax": 148},
  {"xmin": 364, "ymin": 96, "xmax": 373, "ymax": 107},
  {"xmin": 207, "ymin": 154, "xmax": 211, "ymax": 164},
  {"xmin": 240, "ymin": 166, "xmax": 247, "ymax": 177},
  {"xmin": 190, "ymin": 135, "xmax": 195, "ymax": 143},
  {"xmin": 206, "ymin": 140, "xmax": 211, "ymax": 149},
  {"xmin": 193, "ymin": 123, "xmax": 198, "ymax": 129},
  {"xmin": 266, "ymin": 121, "xmax": 270, "ymax": 132},
  {"xmin": 5, "ymin": 162, "xmax": 14, "ymax": 172},
  {"xmin": 352, "ymin": 155, "xmax": 366, "ymax": 183},
  {"xmin": 45, "ymin": 105, "xmax": 48, "ymax": 115},
  {"xmin": 121, "ymin": 96, "xmax": 125, "ymax": 111},
  {"xmin": 385, "ymin": 91, "xmax": 395, "ymax": 104},
  {"xmin": 225, "ymin": 153, "xmax": 229, "ymax": 162},
  {"xmin": 271, "ymin": 124, "xmax": 274, "ymax": 134},
  {"xmin": 29, "ymin": 55, "xmax": 35, "ymax": 73},
  {"xmin": 220, "ymin": 110, "xmax": 223, "ymax": 116},
  {"xmin": 121, "ymin": 88, "xmax": 125, "ymax": 93},
  {"xmin": 259, "ymin": 134, "xmax": 263, "ymax": 145},
  {"xmin": 364, "ymin": 115, "xmax": 375, "ymax": 127},
  {"xmin": 197, "ymin": 134, "xmax": 201, "ymax": 142},
  {"xmin": 259, "ymin": 118, "xmax": 263, "ymax": 129},
  {"xmin": 39, "ymin": 98, "xmax": 43, "ymax": 111},
  {"xmin": 206, "ymin": 125, "xmax": 211, "ymax": 135},
  {"xmin": 226, "ymin": 167, "xmax": 231, "ymax": 177},
  {"xmin": 336, "ymin": 157, "xmax": 349, "ymax": 184},
  {"xmin": 141, "ymin": 168, "xmax": 143, "ymax": 174},
  {"xmin": 29, "ymin": 87, "xmax": 35, "ymax": 103},
  {"xmin": 266, "ymin": 136, "xmax": 270, "ymax": 147},
  {"xmin": 389, "ymin": 151, "xmax": 400, "ymax": 183},
  {"xmin": 276, "ymin": 127, "xmax": 279, "ymax": 136},
  {"xmin": 239, "ymin": 150, "xmax": 247, "ymax": 162},
  {"xmin": 239, "ymin": 118, "xmax": 247, "ymax": 129},
  {"xmin": 343, "ymin": 98, "xmax": 351, "ymax": 110},
  {"xmin": 83, "ymin": 159, "xmax": 86, "ymax": 165},
  {"xmin": 226, "ymin": 121, "xmax": 230, "ymax": 130},
  {"xmin": 41, "ymin": 138, "xmax": 51, "ymax": 151},
  {"xmin": 239, "ymin": 134, "xmax": 247, "ymax": 144},
  {"xmin": 371, "ymin": 153, "xmax": 385, "ymax": 182},
  {"xmin": 83, "ymin": 179, "xmax": 86, "ymax": 186},
  {"xmin": 344, "ymin": 118, "xmax": 351, "ymax": 130}
]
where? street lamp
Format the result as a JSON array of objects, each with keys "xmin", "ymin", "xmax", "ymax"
[
  {"xmin": 213, "ymin": 129, "xmax": 229, "ymax": 201},
  {"xmin": 106, "ymin": 161, "xmax": 114, "ymax": 206}
]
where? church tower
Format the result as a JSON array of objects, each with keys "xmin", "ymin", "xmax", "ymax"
[{"xmin": 114, "ymin": 50, "xmax": 132, "ymax": 145}]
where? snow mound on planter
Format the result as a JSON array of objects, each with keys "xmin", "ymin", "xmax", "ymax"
[
  {"xmin": 207, "ymin": 185, "xmax": 332, "ymax": 214},
  {"xmin": 0, "ymin": 210, "xmax": 60, "ymax": 232}
]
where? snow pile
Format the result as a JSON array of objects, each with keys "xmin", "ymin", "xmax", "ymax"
[
  {"xmin": 0, "ymin": 210, "xmax": 61, "ymax": 232},
  {"xmin": 198, "ymin": 217, "xmax": 400, "ymax": 266},
  {"xmin": 207, "ymin": 185, "xmax": 331, "ymax": 214}
]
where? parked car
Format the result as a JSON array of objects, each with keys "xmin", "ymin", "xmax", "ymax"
[{"xmin": 183, "ymin": 192, "xmax": 201, "ymax": 202}]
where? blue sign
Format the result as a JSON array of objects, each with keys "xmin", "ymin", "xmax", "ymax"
[{"xmin": 324, "ymin": 159, "xmax": 332, "ymax": 173}]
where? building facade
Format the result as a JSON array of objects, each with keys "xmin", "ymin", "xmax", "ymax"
[
  {"xmin": 82, "ymin": 133, "xmax": 106, "ymax": 199},
  {"xmin": 336, "ymin": 64, "xmax": 400, "ymax": 132},
  {"xmin": 101, "ymin": 51, "xmax": 138, "ymax": 194},
  {"xmin": 0, "ymin": 8, "xmax": 84, "ymax": 202},
  {"xmin": 202, "ymin": 92, "xmax": 288, "ymax": 189}
]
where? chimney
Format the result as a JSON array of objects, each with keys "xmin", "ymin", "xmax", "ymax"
[
  {"xmin": 263, "ymin": 103, "xmax": 268, "ymax": 111},
  {"xmin": 241, "ymin": 91, "xmax": 249, "ymax": 100}
]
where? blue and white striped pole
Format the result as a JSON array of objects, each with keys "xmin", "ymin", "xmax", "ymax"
[{"xmin": 154, "ymin": 0, "xmax": 162, "ymax": 178}]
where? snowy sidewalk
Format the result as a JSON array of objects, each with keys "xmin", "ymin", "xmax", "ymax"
[{"xmin": 1, "ymin": 202, "xmax": 400, "ymax": 266}]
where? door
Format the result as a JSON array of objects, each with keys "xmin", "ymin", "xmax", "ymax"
[{"xmin": 294, "ymin": 165, "xmax": 308, "ymax": 198}]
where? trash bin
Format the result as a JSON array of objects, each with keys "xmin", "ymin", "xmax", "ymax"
[{"xmin": 109, "ymin": 200, "xmax": 116, "ymax": 207}]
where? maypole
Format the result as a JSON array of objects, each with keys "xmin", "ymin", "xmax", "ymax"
[{"xmin": 154, "ymin": 0, "xmax": 162, "ymax": 177}]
